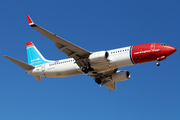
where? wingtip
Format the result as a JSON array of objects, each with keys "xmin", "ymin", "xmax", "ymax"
[
  {"xmin": 26, "ymin": 14, "xmax": 35, "ymax": 26},
  {"xmin": 4, "ymin": 55, "xmax": 11, "ymax": 59}
]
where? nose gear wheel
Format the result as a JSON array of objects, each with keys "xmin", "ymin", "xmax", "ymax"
[{"xmin": 156, "ymin": 61, "xmax": 160, "ymax": 66}]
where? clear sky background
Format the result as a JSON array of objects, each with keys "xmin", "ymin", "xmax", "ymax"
[{"xmin": 0, "ymin": 0, "xmax": 179, "ymax": 120}]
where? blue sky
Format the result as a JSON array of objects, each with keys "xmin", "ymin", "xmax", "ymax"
[{"xmin": 1, "ymin": 0, "xmax": 179, "ymax": 119}]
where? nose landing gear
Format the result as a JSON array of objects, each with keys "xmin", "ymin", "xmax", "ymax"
[
  {"xmin": 156, "ymin": 56, "xmax": 166, "ymax": 66},
  {"xmin": 156, "ymin": 61, "xmax": 160, "ymax": 66}
]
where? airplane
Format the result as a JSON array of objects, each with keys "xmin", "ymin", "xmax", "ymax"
[{"xmin": 4, "ymin": 15, "xmax": 177, "ymax": 91}]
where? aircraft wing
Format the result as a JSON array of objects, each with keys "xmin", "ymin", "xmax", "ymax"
[
  {"xmin": 27, "ymin": 15, "xmax": 91, "ymax": 67},
  {"xmin": 91, "ymin": 69, "xmax": 118, "ymax": 91}
]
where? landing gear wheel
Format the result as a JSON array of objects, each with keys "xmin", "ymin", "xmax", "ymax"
[
  {"xmin": 156, "ymin": 61, "xmax": 160, "ymax": 66},
  {"xmin": 82, "ymin": 67, "xmax": 89, "ymax": 74},
  {"xmin": 87, "ymin": 62, "xmax": 94, "ymax": 71},
  {"xmin": 95, "ymin": 78, "xmax": 102, "ymax": 84}
]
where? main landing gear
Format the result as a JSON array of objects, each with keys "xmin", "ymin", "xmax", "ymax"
[
  {"xmin": 95, "ymin": 78, "xmax": 102, "ymax": 84},
  {"xmin": 81, "ymin": 63, "xmax": 94, "ymax": 74},
  {"xmin": 82, "ymin": 67, "xmax": 89, "ymax": 74}
]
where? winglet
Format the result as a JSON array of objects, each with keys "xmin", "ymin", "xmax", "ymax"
[{"xmin": 26, "ymin": 15, "xmax": 35, "ymax": 26}]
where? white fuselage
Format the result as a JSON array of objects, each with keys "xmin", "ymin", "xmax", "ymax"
[{"xmin": 27, "ymin": 46, "xmax": 134, "ymax": 78}]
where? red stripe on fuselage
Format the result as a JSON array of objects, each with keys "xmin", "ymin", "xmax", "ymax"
[
  {"xmin": 131, "ymin": 43, "xmax": 177, "ymax": 64},
  {"xmin": 131, "ymin": 43, "xmax": 160, "ymax": 64}
]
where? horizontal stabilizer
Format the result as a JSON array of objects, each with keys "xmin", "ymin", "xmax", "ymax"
[
  {"xmin": 105, "ymin": 80, "xmax": 116, "ymax": 91},
  {"xmin": 32, "ymin": 75, "xmax": 41, "ymax": 81},
  {"xmin": 4, "ymin": 55, "xmax": 34, "ymax": 70}
]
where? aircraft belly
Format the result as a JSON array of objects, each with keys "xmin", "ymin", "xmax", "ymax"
[
  {"xmin": 44, "ymin": 63, "xmax": 81, "ymax": 77},
  {"xmin": 91, "ymin": 61, "xmax": 111, "ymax": 72}
]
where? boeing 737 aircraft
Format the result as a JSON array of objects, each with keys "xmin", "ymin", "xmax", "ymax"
[{"xmin": 4, "ymin": 15, "xmax": 177, "ymax": 91}]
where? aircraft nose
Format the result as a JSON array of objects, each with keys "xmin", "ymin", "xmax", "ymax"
[
  {"xmin": 171, "ymin": 46, "xmax": 177, "ymax": 53},
  {"xmin": 168, "ymin": 46, "xmax": 177, "ymax": 55}
]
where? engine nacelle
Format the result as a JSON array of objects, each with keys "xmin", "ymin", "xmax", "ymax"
[
  {"xmin": 89, "ymin": 51, "xmax": 109, "ymax": 63},
  {"xmin": 112, "ymin": 71, "xmax": 130, "ymax": 81}
]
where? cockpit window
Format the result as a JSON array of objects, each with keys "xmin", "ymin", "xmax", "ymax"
[{"xmin": 161, "ymin": 43, "xmax": 167, "ymax": 46}]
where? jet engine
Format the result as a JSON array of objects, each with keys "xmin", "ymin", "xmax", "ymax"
[
  {"xmin": 111, "ymin": 71, "xmax": 130, "ymax": 81},
  {"xmin": 89, "ymin": 51, "xmax": 109, "ymax": 63}
]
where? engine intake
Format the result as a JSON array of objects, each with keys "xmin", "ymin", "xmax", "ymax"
[
  {"xmin": 89, "ymin": 51, "xmax": 109, "ymax": 63},
  {"xmin": 112, "ymin": 71, "xmax": 130, "ymax": 81}
]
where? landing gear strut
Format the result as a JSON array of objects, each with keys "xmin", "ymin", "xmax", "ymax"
[{"xmin": 156, "ymin": 56, "xmax": 166, "ymax": 66}]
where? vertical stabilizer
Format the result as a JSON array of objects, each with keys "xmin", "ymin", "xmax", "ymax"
[{"xmin": 26, "ymin": 42, "xmax": 51, "ymax": 66}]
